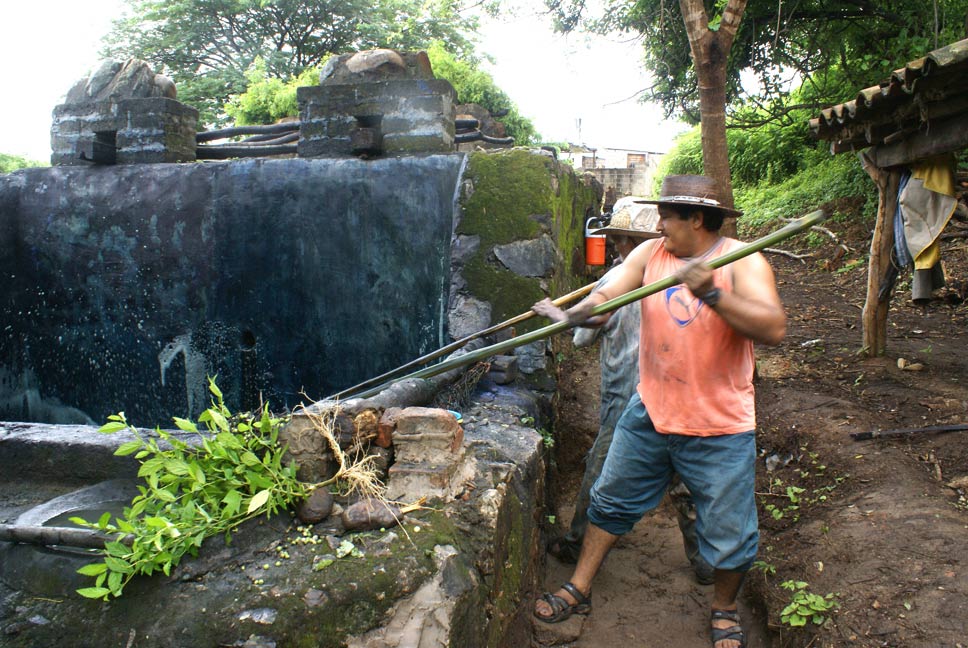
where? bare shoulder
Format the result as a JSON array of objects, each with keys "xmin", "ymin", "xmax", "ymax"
[
  {"xmin": 626, "ymin": 238, "xmax": 660, "ymax": 267},
  {"xmin": 732, "ymin": 251, "xmax": 780, "ymax": 295}
]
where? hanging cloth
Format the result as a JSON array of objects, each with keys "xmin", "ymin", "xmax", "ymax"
[{"xmin": 898, "ymin": 154, "xmax": 957, "ymax": 271}]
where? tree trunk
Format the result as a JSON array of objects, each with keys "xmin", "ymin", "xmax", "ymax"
[
  {"xmin": 679, "ymin": 0, "xmax": 749, "ymax": 237},
  {"xmin": 859, "ymin": 154, "xmax": 900, "ymax": 356}
]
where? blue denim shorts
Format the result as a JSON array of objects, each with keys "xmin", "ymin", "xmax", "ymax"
[{"xmin": 587, "ymin": 393, "xmax": 759, "ymax": 571}]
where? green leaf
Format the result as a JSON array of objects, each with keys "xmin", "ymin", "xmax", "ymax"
[
  {"xmin": 208, "ymin": 378, "xmax": 223, "ymax": 401},
  {"xmin": 247, "ymin": 489, "xmax": 270, "ymax": 514},
  {"xmin": 77, "ymin": 562, "xmax": 108, "ymax": 576},
  {"xmin": 97, "ymin": 512, "xmax": 112, "ymax": 529},
  {"xmin": 77, "ymin": 586, "xmax": 112, "ymax": 599},
  {"xmin": 104, "ymin": 541, "xmax": 131, "ymax": 557},
  {"xmin": 138, "ymin": 457, "xmax": 166, "ymax": 477},
  {"xmin": 99, "ymin": 421, "xmax": 128, "ymax": 434},
  {"xmin": 240, "ymin": 451, "xmax": 260, "ymax": 467},
  {"xmin": 69, "ymin": 516, "xmax": 92, "ymax": 527},
  {"xmin": 216, "ymin": 432, "xmax": 242, "ymax": 450},
  {"xmin": 104, "ymin": 556, "xmax": 134, "ymax": 574},
  {"xmin": 222, "ymin": 490, "xmax": 242, "ymax": 516},
  {"xmin": 207, "ymin": 409, "xmax": 230, "ymax": 432},
  {"xmin": 154, "ymin": 488, "xmax": 176, "ymax": 503},
  {"xmin": 116, "ymin": 518, "xmax": 135, "ymax": 533},
  {"xmin": 188, "ymin": 461, "xmax": 206, "ymax": 485},
  {"xmin": 173, "ymin": 417, "xmax": 198, "ymax": 432},
  {"xmin": 165, "ymin": 458, "xmax": 190, "ymax": 476},
  {"xmin": 115, "ymin": 440, "xmax": 144, "ymax": 456},
  {"xmin": 108, "ymin": 570, "xmax": 124, "ymax": 595}
]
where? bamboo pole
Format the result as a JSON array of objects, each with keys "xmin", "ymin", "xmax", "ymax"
[
  {"xmin": 341, "ymin": 210, "xmax": 827, "ymax": 401},
  {"xmin": 330, "ymin": 281, "xmax": 596, "ymax": 401}
]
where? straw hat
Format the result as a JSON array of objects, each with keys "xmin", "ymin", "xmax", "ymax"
[
  {"xmin": 594, "ymin": 202, "xmax": 661, "ymax": 238},
  {"xmin": 636, "ymin": 174, "xmax": 742, "ymax": 218}
]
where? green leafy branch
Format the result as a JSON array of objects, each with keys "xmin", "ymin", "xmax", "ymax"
[{"xmin": 73, "ymin": 378, "xmax": 310, "ymax": 600}]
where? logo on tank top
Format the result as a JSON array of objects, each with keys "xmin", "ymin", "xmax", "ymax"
[{"xmin": 664, "ymin": 286, "xmax": 704, "ymax": 327}]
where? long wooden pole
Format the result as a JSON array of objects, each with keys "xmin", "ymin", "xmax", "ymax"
[
  {"xmin": 340, "ymin": 210, "xmax": 827, "ymax": 402},
  {"xmin": 330, "ymin": 281, "xmax": 596, "ymax": 401}
]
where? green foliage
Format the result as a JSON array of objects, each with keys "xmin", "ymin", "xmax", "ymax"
[
  {"xmin": 0, "ymin": 153, "xmax": 47, "ymax": 173},
  {"xmin": 780, "ymin": 580, "xmax": 839, "ymax": 627},
  {"xmin": 426, "ymin": 43, "xmax": 538, "ymax": 145},
  {"xmin": 752, "ymin": 560, "xmax": 776, "ymax": 575},
  {"xmin": 73, "ymin": 378, "xmax": 309, "ymax": 600},
  {"xmin": 225, "ymin": 59, "xmax": 324, "ymax": 125},
  {"xmin": 105, "ymin": 0, "xmax": 477, "ymax": 125},
  {"xmin": 548, "ymin": 0, "xmax": 968, "ymax": 125},
  {"xmin": 735, "ymin": 153, "xmax": 874, "ymax": 229},
  {"xmin": 538, "ymin": 428, "xmax": 554, "ymax": 448}
]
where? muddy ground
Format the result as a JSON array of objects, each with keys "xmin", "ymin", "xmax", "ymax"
[{"xmin": 535, "ymin": 217, "xmax": 968, "ymax": 648}]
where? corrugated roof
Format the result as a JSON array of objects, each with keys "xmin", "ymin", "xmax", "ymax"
[{"xmin": 810, "ymin": 38, "xmax": 968, "ymax": 153}]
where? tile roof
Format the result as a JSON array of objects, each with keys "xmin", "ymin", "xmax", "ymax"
[{"xmin": 810, "ymin": 38, "xmax": 968, "ymax": 153}]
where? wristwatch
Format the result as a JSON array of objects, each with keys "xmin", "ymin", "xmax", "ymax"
[{"xmin": 700, "ymin": 287, "xmax": 722, "ymax": 307}]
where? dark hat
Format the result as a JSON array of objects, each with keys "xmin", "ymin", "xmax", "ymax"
[
  {"xmin": 636, "ymin": 175, "xmax": 742, "ymax": 218},
  {"xmin": 593, "ymin": 202, "xmax": 661, "ymax": 239}
]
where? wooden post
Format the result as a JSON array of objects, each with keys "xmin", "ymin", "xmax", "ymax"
[{"xmin": 859, "ymin": 153, "xmax": 901, "ymax": 356}]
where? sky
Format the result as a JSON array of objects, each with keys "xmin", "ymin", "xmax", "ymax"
[{"xmin": 0, "ymin": 0, "xmax": 688, "ymax": 161}]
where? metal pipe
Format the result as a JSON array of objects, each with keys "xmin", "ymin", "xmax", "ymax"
[{"xmin": 196, "ymin": 122, "xmax": 300, "ymax": 143}]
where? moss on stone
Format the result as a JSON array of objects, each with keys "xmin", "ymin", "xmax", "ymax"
[
  {"xmin": 459, "ymin": 150, "xmax": 552, "ymax": 249},
  {"xmin": 456, "ymin": 149, "xmax": 602, "ymax": 335},
  {"xmin": 461, "ymin": 257, "xmax": 546, "ymax": 333}
]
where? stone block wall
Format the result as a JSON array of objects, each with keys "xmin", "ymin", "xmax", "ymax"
[
  {"xmin": 297, "ymin": 80, "xmax": 456, "ymax": 157},
  {"xmin": 448, "ymin": 149, "xmax": 603, "ymax": 368},
  {"xmin": 50, "ymin": 98, "xmax": 197, "ymax": 166},
  {"xmin": 586, "ymin": 166, "xmax": 650, "ymax": 199}
]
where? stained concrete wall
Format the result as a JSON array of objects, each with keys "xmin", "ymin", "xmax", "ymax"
[{"xmin": 0, "ymin": 156, "xmax": 464, "ymax": 424}]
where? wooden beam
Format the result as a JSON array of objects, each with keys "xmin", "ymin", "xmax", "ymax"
[
  {"xmin": 870, "ymin": 113, "xmax": 968, "ymax": 167},
  {"xmin": 858, "ymin": 155, "xmax": 900, "ymax": 356}
]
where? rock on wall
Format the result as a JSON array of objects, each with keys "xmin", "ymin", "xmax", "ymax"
[{"xmin": 449, "ymin": 148, "xmax": 602, "ymax": 375}]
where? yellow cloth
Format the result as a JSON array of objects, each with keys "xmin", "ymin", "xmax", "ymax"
[{"xmin": 901, "ymin": 154, "xmax": 956, "ymax": 270}]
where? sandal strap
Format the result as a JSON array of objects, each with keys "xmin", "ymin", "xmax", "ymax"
[
  {"xmin": 711, "ymin": 624, "xmax": 745, "ymax": 646},
  {"xmin": 711, "ymin": 608, "xmax": 741, "ymax": 623},
  {"xmin": 560, "ymin": 581, "xmax": 591, "ymax": 606},
  {"xmin": 541, "ymin": 592, "xmax": 568, "ymax": 615}
]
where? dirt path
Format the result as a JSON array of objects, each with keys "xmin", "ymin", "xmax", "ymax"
[{"xmin": 533, "ymin": 225, "xmax": 968, "ymax": 647}]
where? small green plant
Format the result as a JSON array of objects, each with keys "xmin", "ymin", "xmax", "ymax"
[
  {"xmin": 73, "ymin": 378, "xmax": 310, "ymax": 600},
  {"xmin": 538, "ymin": 428, "xmax": 555, "ymax": 448},
  {"xmin": 834, "ymin": 258, "xmax": 865, "ymax": 275},
  {"xmin": 752, "ymin": 560, "xmax": 776, "ymax": 575},
  {"xmin": 780, "ymin": 580, "xmax": 839, "ymax": 627},
  {"xmin": 761, "ymin": 479, "xmax": 805, "ymax": 521},
  {"xmin": 520, "ymin": 416, "xmax": 535, "ymax": 426}
]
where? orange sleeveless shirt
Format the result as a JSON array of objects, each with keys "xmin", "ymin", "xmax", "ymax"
[{"xmin": 636, "ymin": 238, "xmax": 756, "ymax": 436}]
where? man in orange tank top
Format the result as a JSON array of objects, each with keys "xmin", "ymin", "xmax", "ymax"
[{"xmin": 533, "ymin": 175, "xmax": 786, "ymax": 648}]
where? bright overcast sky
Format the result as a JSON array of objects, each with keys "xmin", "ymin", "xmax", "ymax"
[{"xmin": 0, "ymin": 0, "xmax": 686, "ymax": 161}]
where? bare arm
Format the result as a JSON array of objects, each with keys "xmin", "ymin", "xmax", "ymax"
[
  {"xmin": 675, "ymin": 252, "xmax": 786, "ymax": 345},
  {"xmin": 551, "ymin": 241, "xmax": 657, "ymax": 325}
]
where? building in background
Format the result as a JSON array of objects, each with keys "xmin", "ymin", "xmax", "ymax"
[{"xmin": 559, "ymin": 145, "xmax": 664, "ymax": 209}]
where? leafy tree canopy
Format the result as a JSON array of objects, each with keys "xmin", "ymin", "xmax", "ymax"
[
  {"xmin": 103, "ymin": 0, "xmax": 479, "ymax": 125},
  {"xmin": 225, "ymin": 59, "xmax": 323, "ymax": 125},
  {"xmin": 225, "ymin": 42, "xmax": 539, "ymax": 144},
  {"xmin": 426, "ymin": 43, "xmax": 539, "ymax": 144},
  {"xmin": 548, "ymin": 0, "xmax": 968, "ymax": 126},
  {"xmin": 0, "ymin": 153, "xmax": 47, "ymax": 173}
]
